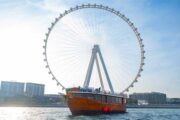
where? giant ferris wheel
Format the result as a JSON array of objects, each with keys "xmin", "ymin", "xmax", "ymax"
[{"xmin": 43, "ymin": 4, "xmax": 145, "ymax": 94}]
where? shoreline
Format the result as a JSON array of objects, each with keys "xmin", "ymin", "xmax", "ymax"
[{"xmin": 127, "ymin": 104, "xmax": 180, "ymax": 109}]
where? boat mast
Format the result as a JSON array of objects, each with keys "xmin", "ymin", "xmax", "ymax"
[{"xmin": 83, "ymin": 44, "xmax": 114, "ymax": 94}]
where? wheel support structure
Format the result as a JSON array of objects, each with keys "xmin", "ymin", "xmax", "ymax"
[{"xmin": 83, "ymin": 44, "xmax": 114, "ymax": 94}]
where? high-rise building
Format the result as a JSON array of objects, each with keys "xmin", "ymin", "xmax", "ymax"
[
  {"xmin": 0, "ymin": 81, "xmax": 25, "ymax": 96},
  {"xmin": 25, "ymin": 83, "xmax": 44, "ymax": 97},
  {"xmin": 129, "ymin": 92, "xmax": 167, "ymax": 104}
]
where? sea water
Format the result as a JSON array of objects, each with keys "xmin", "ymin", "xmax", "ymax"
[{"xmin": 0, "ymin": 107, "xmax": 179, "ymax": 120}]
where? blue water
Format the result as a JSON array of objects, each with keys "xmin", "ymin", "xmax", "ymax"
[{"xmin": 0, "ymin": 107, "xmax": 179, "ymax": 120}]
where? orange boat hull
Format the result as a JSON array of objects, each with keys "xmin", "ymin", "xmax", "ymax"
[{"xmin": 64, "ymin": 94, "xmax": 126, "ymax": 115}]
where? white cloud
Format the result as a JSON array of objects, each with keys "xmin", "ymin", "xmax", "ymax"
[{"xmin": 26, "ymin": 0, "xmax": 68, "ymax": 12}]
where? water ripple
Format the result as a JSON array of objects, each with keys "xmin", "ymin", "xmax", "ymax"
[{"xmin": 0, "ymin": 107, "xmax": 180, "ymax": 120}]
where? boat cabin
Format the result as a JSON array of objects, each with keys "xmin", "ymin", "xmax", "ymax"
[{"xmin": 66, "ymin": 87, "xmax": 126, "ymax": 104}]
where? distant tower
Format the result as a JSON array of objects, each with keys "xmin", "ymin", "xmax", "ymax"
[{"xmin": 25, "ymin": 83, "xmax": 45, "ymax": 97}]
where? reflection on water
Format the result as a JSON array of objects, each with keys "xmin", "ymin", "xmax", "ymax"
[
  {"xmin": 0, "ymin": 107, "xmax": 28, "ymax": 120},
  {"xmin": 0, "ymin": 107, "xmax": 73, "ymax": 120},
  {"xmin": 0, "ymin": 107, "xmax": 180, "ymax": 120}
]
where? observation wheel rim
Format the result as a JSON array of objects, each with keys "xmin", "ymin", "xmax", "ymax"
[{"xmin": 43, "ymin": 3, "xmax": 145, "ymax": 94}]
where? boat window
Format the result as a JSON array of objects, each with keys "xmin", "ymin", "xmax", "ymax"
[
  {"xmin": 115, "ymin": 97, "xmax": 119, "ymax": 103},
  {"xmin": 102, "ymin": 95, "xmax": 106, "ymax": 103},
  {"xmin": 124, "ymin": 98, "xmax": 126, "ymax": 104},
  {"xmin": 122, "ymin": 98, "xmax": 126, "ymax": 104},
  {"xmin": 119, "ymin": 98, "xmax": 122, "ymax": 103},
  {"xmin": 107, "ymin": 96, "xmax": 112, "ymax": 103},
  {"xmin": 72, "ymin": 93, "xmax": 81, "ymax": 97},
  {"xmin": 95, "ymin": 94, "xmax": 101, "ymax": 102},
  {"xmin": 112, "ymin": 97, "xmax": 116, "ymax": 103},
  {"xmin": 87, "ymin": 94, "xmax": 94, "ymax": 99},
  {"xmin": 81, "ymin": 93, "xmax": 87, "ymax": 98}
]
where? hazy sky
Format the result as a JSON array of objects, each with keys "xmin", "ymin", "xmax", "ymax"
[{"xmin": 0, "ymin": 0, "xmax": 180, "ymax": 98}]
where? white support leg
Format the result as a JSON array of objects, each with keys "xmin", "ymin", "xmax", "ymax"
[
  {"xmin": 95, "ymin": 55, "xmax": 105, "ymax": 92},
  {"xmin": 83, "ymin": 45, "xmax": 97, "ymax": 88},
  {"xmin": 97, "ymin": 47, "xmax": 114, "ymax": 94}
]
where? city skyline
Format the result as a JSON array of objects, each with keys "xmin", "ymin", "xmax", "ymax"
[
  {"xmin": 0, "ymin": 0, "xmax": 180, "ymax": 97},
  {"xmin": 0, "ymin": 80, "xmax": 177, "ymax": 99},
  {"xmin": 0, "ymin": 81, "xmax": 45, "ymax": 97}
]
